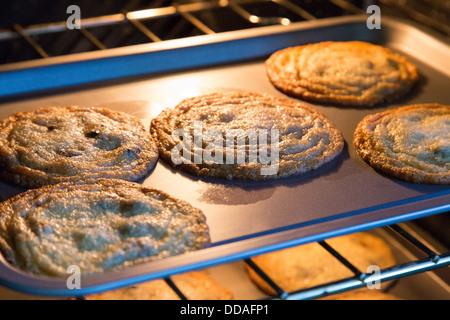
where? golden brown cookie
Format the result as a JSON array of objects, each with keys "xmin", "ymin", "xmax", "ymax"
[
  {"xmin": 0, "ymin": 106, "xmax": 159, "ymax": 188},
  {"xmin": 321, "ymin": 290, "xmax": 402, "ymax": 300},
  {"xmin": 266, "ymin": 41, "xmax": 419, "ymax": 107},
  {"xmin": 85, "ymin": 271, "xmax": 232, "ymax": 300},
  {"xmin": 0, "ymin": 179, "xmax": 210, "ymax": 277},
  {"xmin": 245, "ymin": 232, "xmax": 396, "ymax": 295},
  {"xmin": 150, "ymin": 91, "xmax": 344, "ymax": 180},
  {"xmin": 353, "ymin": 103, "xmax": 449, "ymax": 184}
]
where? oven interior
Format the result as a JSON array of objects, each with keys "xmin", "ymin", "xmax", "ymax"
[
  {"xmin": 0, "ymin": 0, "xmax": 449, "ymax": 300},
  {"xmin": 1, "ymin": 0, "xmax": 449, "ymax": 65}
]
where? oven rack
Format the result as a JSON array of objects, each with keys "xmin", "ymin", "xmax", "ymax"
[
  {"xmin": 0, "ymin": 0, "xmax": 361, "ymax": 46},
  {"xmin": 73, "ymin": 221, "xmax": 450, "ymax": 300},
  {"xmin": 256, "ymin": 223, "xmax": 450, "ymax": 300},
  {"xmin": 1, "ymin": 0, "xmax": 449, "ymax": 65}
]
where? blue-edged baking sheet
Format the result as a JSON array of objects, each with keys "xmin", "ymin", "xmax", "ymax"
[{"xmin": 0, "ymin": 15, "xmax": 448, "ymax": 297}]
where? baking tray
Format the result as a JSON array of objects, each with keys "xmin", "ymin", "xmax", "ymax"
[
  {"xmin": 1, "ymin": 222, "xmax": 449, "ymax": 300},
  {"xmin": 0, "ymin": 15, "xmax": 448, "ymax": 297}
]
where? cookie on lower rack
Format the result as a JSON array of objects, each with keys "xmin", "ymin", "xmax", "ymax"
[
  {"xmin": 353, "ymin": 103, "xmax": 450, "ymax": 184},
  {"xmin": 245, "ymin": 232, "xmax": 396, "ymax": 295},
  {"xmin": 0, "ymin": 179, "xmax": 210, "ymax": 277},
  {"xmin": 321, "ymin": 290, "xmax": 402, "ymax": 300},
  {"xmin": 84, "ymin": 271, "xmax": 232, "ymax": 300},
  {"xmin": 266, "ymin": 41, "xmax": 419, "ymax": 107},
  {"xmin": 150, "ymin": 91, "xmax": 344, "ymax": 180},
  {"xmin": 0, "ymin": 106, "xmax": 159, "ymax": 188}
]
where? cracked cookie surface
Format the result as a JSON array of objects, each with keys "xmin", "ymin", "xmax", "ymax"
[
  {"xmin": 150, "ymin": 91, "xmax": 344, "ymax": 180},
  {"xmin": 353, "ymin": 103, "xmax": 450, "ymax": 184},
  {"xmin": 0, "ymin": 179, "xmax": 210, "ymax": 277},
  {"xmin": 266, "ymin": 41, "xmax": 419, "ymax": 107},
  {"xmin": 0, "ymin": 106, "xmax": 158, "ymax": 188}
]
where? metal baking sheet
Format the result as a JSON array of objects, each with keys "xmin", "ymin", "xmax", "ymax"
[{"xmin": 0, "ymin": 15, "xmax": 448, "ymax": 296}]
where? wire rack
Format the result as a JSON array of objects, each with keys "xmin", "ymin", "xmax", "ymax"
[
  {"xmin": 170, "ymin": 223, "xmax": 450, "ymax": 300},
  {"xmin": 1, "ymin": 0, "xmax": 449, "ymax": 300},
  {"xmin": 249, "ymin": 223, "xmax": 450, "ymax": 300},
  {"xmin": 71, "ymin": 221, "xmax": 450, "ymax": 300},
  {"xmin": 68, "ymin": 219, "xmax": 450, "ymax": 300},
  {"xmin": 0, "ymin": 0, "xmax": 449, "ymax": 65}
]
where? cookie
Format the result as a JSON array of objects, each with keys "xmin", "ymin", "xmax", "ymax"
[
  {"xmin": 0, "ymin": 179, "xmax": 210, "ymax": 277},
  {"xmin": 353, "ymin": 103, "xmax": 449, "ymax": 184},
  {"xmin": 0, "ymin": 106, "xmax": 159, "ymax": 188},
  {"xmin": 150, "ymin": 91, "xmax": 344, "ymax": 180},
  {"xmin": 266, "ymin": 41, "xmax": 419, "ymax": 107},
  {"xmin": 245, "ymin": 232, "xmax": 396, "ymax": 295},
  {"xmin": 85, "ymin": 271, "xmax": 232, "ymax": 300},
  {"xmin": 321, "ymin": 290, "xmax": 401, "ymax": 300}
]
